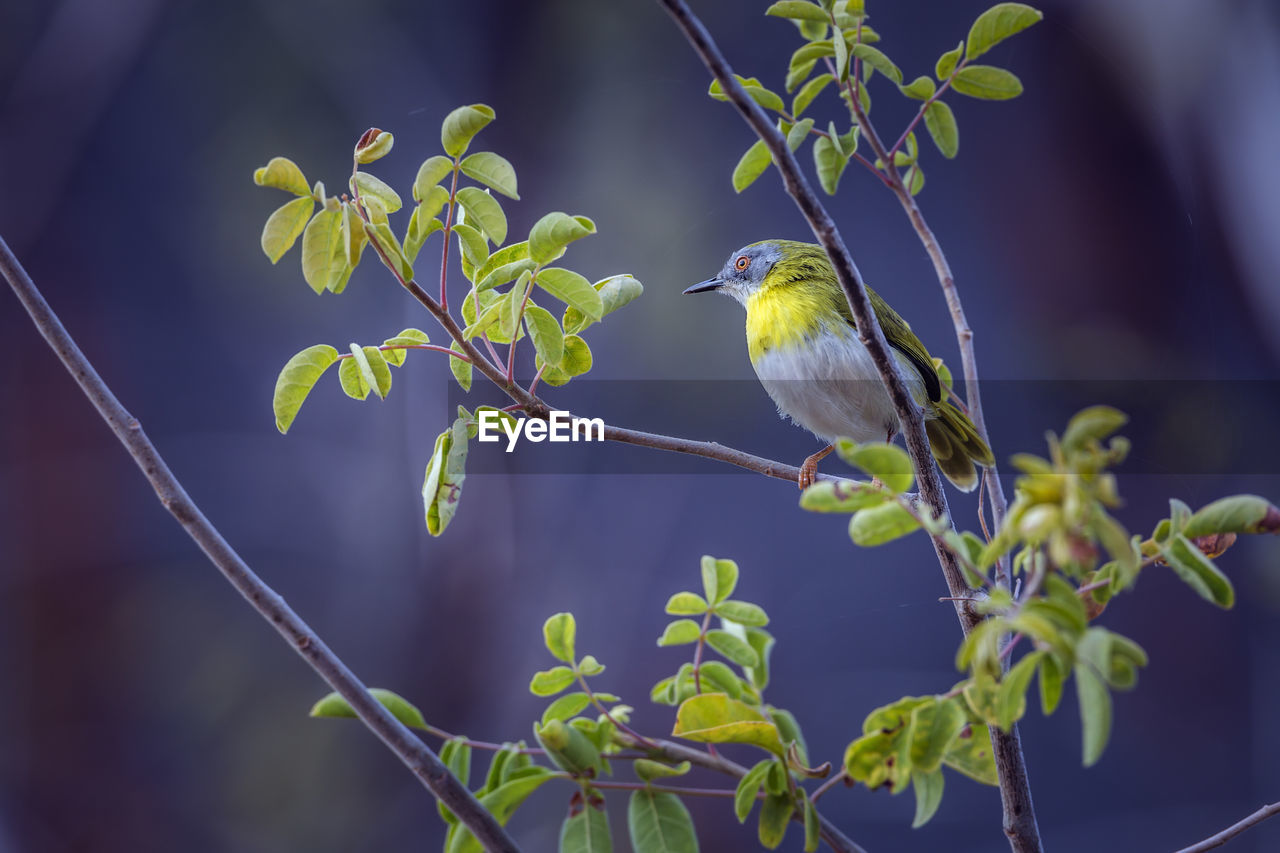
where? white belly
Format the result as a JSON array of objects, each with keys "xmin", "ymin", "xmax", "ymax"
[{"xmin": 751, "ymin": 325, "xmax": 928, "ymax": 444}]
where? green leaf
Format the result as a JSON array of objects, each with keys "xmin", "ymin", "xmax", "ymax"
[
  {"xmin": 352, "ymin": 172, "xmax": 402, "ymax": 213},
  {"xmin": 403, "ymin": 208, "xmax": 442, "ymax": 264},
  {"xmin": 833, "ymin": 29, "xmax": 849, "ymax": 81},
  {"xmin": 792, "ymin": 73, "xmax": 832, "ymax": 116},
  {"xmin": 627, "ymin": 790, "xmax": 698, "ymax": 853},
  {"xmin": 455, "ymin": 187, "xmax": 507, "ymax": 245},
  {"xmin": 254, "ymin": 156, "xmax": 310, "ymax": 196},
  {"xmin": 922, "ymin": 101, "xmax": 959, "ymax": 158},
  {"xmin": 744, "ymin": 628, "xmax": 775, "ymax": 691},
  {"xmin": 422, "ymin": 419, "xmax": 468, "ymax": 536},
  {"xmin": 799, "ymin": 480, "xmax": 889, "ymax": 512},
  {"xmin": 936, "ymin": 41, "xmax": 964, "ymax": 79},
  {"xmin": 364, "ymin": 219, "xmax": 414, "ymax": 283},
  {"xmin": 705, "ymin": 630, "xmax": 760, "ymax": 668},
  {"xmin": 459, "ymin": 151, "xmax": 519, "ymax": 199},
  {"xmin": 802, "ymin": 794, "xmax": 819, "ymax": 852},
  {"xmin": 786, "ymin": 58, "xmax": 817, "ymax": 93},
  {"xmin": 699, "ymin": 661, "xmax": 743, "ymax": 699},
  {"xmin": 786, "ymin": 118, "xmax": 815, "ymax": 151},
  {"xmin": 910, "ymin": 769, "xmax": 945, "ymax": 828},
  {"xmin": 674, "ymin": 694, "xmax": 784, "ymax": 755},
  {"xmin": 544, "ymin": 613, "xmax": 577, "ymax": 663},
  {"xmin": 529, "ymin": 212, "xmax": 596, "ymax": 264},
  {"xmin": 542, "ymin": 692, "xmax": 592, "ymax": 725},
  {"xmin": 381, "ymin": 328, "xmax": 430, "ymax": 367},
  {"xmin": 449, "ymin": 341, "xmax": 472, "ymax": 391},
  {"xmin": 522, "ymin": 303, "xmax": 564, "ymax": 367},
  {"xmin": 732, "ymin": 139, "xmax": 772, "ymax": 193},
  {"xmin": 848, "ymin": 502, "xmax": 921, "ymax": 546},
  {"xmin": 812, "ymin": 134, "xmax": 846, "ymax": 195},
  {"xmin": 261, "ymin": 196, "xmax": 315, "ymax": 264},
  {"xmin": 353, "ymin": 344, "xmax": 392, "ymax": 399},
  {"xmin": 441, "ymin": 103, "xmax": 495, "ymax": 158},
  {"xmin": 309, "ymin": 687, "xmax": 427, "ymax": 729},
  {"xmin": 665, "ymin": 592, "xmax": 708, "ymax": 615},
  {"xmin": 997, "ymin": 651, "xmax": 1043, "ymax": 731},
  {"xmin": 560, "ymin": 805, "xmax": 612, "ymax": 853},
  {"xmin": 536, "ymin": 267, "xmax": 604, "ymax": 322},
  {"xmin": 1162, "ymin": 533, "xmax": 1235, "ymax": 608},
  {"xmin": 850, "ymin": 43, "xmax": 901, "ymax": 83},
  {"xmin": 907, "ymin": 698, "xmax": 966, "ymax": 774},
  {"xmin": 1039, "ymin": 653, "xmax": 1066, "ymax": 714},
  {"xmin": 436, "ymin": 737, "xmax": 472, "ymax": 825},
  {"xmin": 273, "ymin": 344, "xmax": 339, "ymax": 433},
  {"xmin": 716, "ymin": 600, "xmax": 769, "ymax": 627},
  {"xmin": 951, "ymin": 65, "xmax": 1024, "ymax": 99},
  {"xmin": 701, "ymin": 555, "xmax": 739, "ymax": 604},
  {"xmin": 563, "ymin": 274, "xmax": 644, "ymax": 334},
  {"xmin": 1061, "ymin": 405, "xmax": 1128, "ymax": 452},
  {"xmin": 899, "ymin": 75, "xmax": 936, "ymax": 100},
  {"xmin": 478, "ymin": 259, "xmax": 537, "ymax": 294},
  {"xmin": 633, "ymin": 760, "xmax": 692, "ymax": 783},
  {"xmin": 765, "ymin": 0, "xmax": 830, "ymax": 22},
  {"xmin": 966, "ymin": 3, "xmax": 1043, "ymax": 61},
  {"xmin": 578, "ymin": 654, "xmax": 605, "ymax": 676},
  {"xmin": 530, "ymin": 665, "xmax": 577, "ymax": 697},
  {"xmin": 905, "ymin": 164, "xmax": 925, "ymax": 195},
  {"xmin": 835, "ymin": 441, "xmax": 913, "ymax": 493},
  {"xmin": 413, "ymin": 155, "xmax": 455, "ymax": 203},
  {"xmin": 1075, "ymin": 662, "xmax": 1112, "ymax": 767},
  {"xmin": 537, "ymin": 718, "xmax": 603, "ymax": 777},
  {"xmin": 452, "ymin": 222, "xmax": 489, "ymax": 268},
  {"xmin": 657, "ymin": 619, "xmax": 702, "ymax": 646},
  {"xmin": 757, "ymin": 793, "xmax": 792, "ymax": 849},
  {"xmin": 942, "ymin": 723, "xmax": 998, "ymax": 785},
  {"xmin": 735, "ymin": 760, "xmax": 773, "ymax": 822},
  {"xmin": 300, "ymin": 208, "xmax": 346, "ymax": 294},
  {"xmin": 1184, "ymin": 494, "xmax": 1280, "ymax": 537},
  {"xmin": 342, "ymin": 202, "xmax": 368, "ymax": 268},
  {"xmin": 447, "ymin": 767, "xmax": 554, "ymax": 853}
]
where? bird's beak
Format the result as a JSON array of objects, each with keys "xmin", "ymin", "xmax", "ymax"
[{"xmin": 683, "ymin": 277, "xmax": 723, "ymax": 294}]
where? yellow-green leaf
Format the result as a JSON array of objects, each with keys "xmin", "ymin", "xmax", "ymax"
[
  {"xmin": 441, "ymin": 104, "xmax": 495, "ymax": 158},
  {"xmin": 273, "ymin": 344, "xmax": 339, "ymax": 433},
  {"xmin": 951, "ymin": 65, "xmax": 1024, "ymax": 99},
  {"xmin": 455, "ymin": 186, "xmax": 507, "ymax": 245},
  {"xmin": 732, "ymin": 139, "xmax": 772, "ymax": 193},
  {"xmin": 673, "ymin": 694, "xmax": 785, "ymax": 756},
  {"xmin": 460, "ymin": 151, "xmax": 519, "ymax": 199},
  {"xmin": 261, "ymin": 196, "xmax": 315, "ymax": 264},
  {"xmin": 300, "ymin": 208, "xmax": 345, "ymax": 294},
  {"xmin": 528, "ymin": 212, "xmax": 595, "ymax": 265},
  {"xmin": 536, "ymin": 268, "xmax": 603, "ymax": 322},
  {"xmin": 966, "ymin": 3, "xmax": 1043, "ymax": 61},
  {"xmin": 923, "ymin": 101, "xmax": 959, "ymax": 158},
  {"xmin": 254, "ymin": 156, "xmax": 310, "ymax": 196},
  {"xmin": 351, "ymin": 172, "xmax": 402, "ymax": 213}
]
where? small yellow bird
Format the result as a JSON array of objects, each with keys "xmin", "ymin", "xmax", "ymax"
[{"xmin": 685, "ymin": 240, "xmax": 994, "ymax": 490}]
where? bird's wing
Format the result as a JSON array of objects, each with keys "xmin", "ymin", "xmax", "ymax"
[{"xmin": 840, "ymin": 287, "xmax": 943, "ymax": 403}]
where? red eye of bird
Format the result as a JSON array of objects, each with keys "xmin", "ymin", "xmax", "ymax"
[{"xmin": 735, "ymin": 256, "xmax": 749, "ymax": 271}]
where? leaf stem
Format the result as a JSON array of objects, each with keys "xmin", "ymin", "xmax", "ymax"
[{"xmin": 438, "ymin": 161, "xmax": 460, "ymax": 312}]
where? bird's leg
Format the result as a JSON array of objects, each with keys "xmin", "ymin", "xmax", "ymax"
[{"xmin": 798, "ymin": 445, "xmax": 834, "ymax": 490}]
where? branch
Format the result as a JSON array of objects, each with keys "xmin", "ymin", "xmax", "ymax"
[
  {"xmin": 654, "ymin": 3, "xmax": 1042, "ymax": 852},
  {"xmin": 0, "ymin": 235, "xmax": 522, "ymax": 853},
  {"xmin": 1174, "ymin": 801, "xmax": 1280, "ymax": 853}
]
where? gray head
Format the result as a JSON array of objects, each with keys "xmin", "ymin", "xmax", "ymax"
[{"xmin": 683, "ymin": 241, "xmax": 783, "ymax": 306}]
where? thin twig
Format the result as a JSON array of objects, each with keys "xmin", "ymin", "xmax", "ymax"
[
  {"xmin": 0, "ymin": 236, "xmax": 521, "ymax": 852},
  {"xmin": 1174, "ymin": 800, "xmax": 1280, "ymax": 853},
  {"xmin": 810, "ymin": 769, "xmax": 849, "ymax": 803}
]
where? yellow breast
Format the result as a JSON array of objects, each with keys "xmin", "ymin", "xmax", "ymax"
[{"xmin": 744, "ymin": 285, "xmax": 832, "ymax": 363}]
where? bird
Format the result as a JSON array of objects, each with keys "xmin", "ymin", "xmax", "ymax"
[{"xmin": 684, "ymin": 239, "xmax": 994, "ymax": 491}]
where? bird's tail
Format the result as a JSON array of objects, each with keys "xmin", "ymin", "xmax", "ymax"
[{"xmin": 925, "ymin": 400, "xmax": 995, "ymax": 492}]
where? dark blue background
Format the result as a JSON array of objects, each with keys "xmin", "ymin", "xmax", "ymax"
[{"xmin": 3, "ymin": 0, "xmax": 1280, "ymax": 851}]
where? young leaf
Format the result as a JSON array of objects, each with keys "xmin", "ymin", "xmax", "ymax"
[
  {"xmin": 923, "ymin": 101, "xmax": 959, "ymax": 158},
  {"xmin": 536, "ymin": 718, "xmax": 604, "ymax": 777},
  {"xmin": 455, "ymin": 186, "xmax": 507, "ymax": 245},
  {"xmin": 561, "ymin": 804, "xmax": 613, "ymax": 853},
  {"xmin": 381, "ymin": 328, "xmax": 430, "ymax": 367},
  {"xmin": 627, "ymin": 790, "xmax": 698, "ymax": 853},
  {"xmin": 459, "ymin": 151, "xmax": 519, "ymax": 199},
  {"xmin": 529, "ymin": 212, "xmax": 596, "ymax": 264},
  {"xmin": 765, "ymin": 0, "xmax": 829, "ymax": 22},
  {"xmin": 899, "ymin": 76, "xmax": 936, "ymax": 100},
  {"xmin": 413, "ymin": 155, "xmax": 455, "ymax": 203},
  {"xmin": 799, "ymin": 480, "xmax": 890, "ymax": 513},
  {"xmin": 951, "ymin": 66, "xmax": 1024, "ymax": 99},
  {"xmin": 348, "ymin": 344, "xmax": 392, "ymax": 400},
  {"xmin": 735, "ymin": 760, "xmax": 773, "ymax": 822},
  {"xmin": 452, "ymin": 222, "xmax": 489, "ymax": 268},
  {"xmin": 665, "ymin": 592, "xmax": 709, "ymax": 615},
  {"xmin": 261, "ymin": 196, "xmax": 315, "ymax": 263},
  {"xmin": 254, "ymin": 156, "xmax": 310, "ymax": 196},
  {"xmin": 1184, "ymin": 494, "xmax": 1280, "ymax": 537},
  {"xmin": 363, "ymin": 220, "xmax": 414, "ymax": 283},
  {"xmin": 792, "ymin": 73, "xmax": 832, "ymax": 116},
  {"xmin": 523, "ymin": 303, "xmax": 564, "ymax": 367},
  {"xmin": 542, "ymin": 691, "xmax": 592, "ymax": 725},
  {"xmin": 936, "ymin": 41, "xmax": 964, "ymax": 79},
  {"xmin": 342, "ymin": 201, "xmax": 367, "ymax": 267},
  {"xmin": 657, "ymin": 619, "xmax": 702, "ymax": 646},
  {"xmin": 732, "ymin": 139, "xmax": 772, "ymax": 193},
  {"xmin": 351, "ymin": 172, "xmax": 403, "ymax": 213},
  {"xmin": 309, "ymin": 687, "xmax": 427, "ymax": 729},
  {"xmin": 716, "ymin": 600, "xmax": 769, "ymax": 627},
  {"xmin": 273, "ymin": 344, "xmax": 339, "ymax": 433},
  {"xmin": 422, "ymin": 419, "xmax": 468, "ymax": 536},
  {"xmin": 812, "ymin": 134, "xmax": 846, "ymax": 195},
  {"xmin": 705, "ymin": 629, "xmax": 761, "ymax": 668},
  {"xmin": 543, "ymin": 612, "xmax": 577, "ymax": 663},
  {"xmin": 835, "ymin": 441, "xmax": 913, "ymax": 493},
  {"xmin": 441, "ymin": 103, "xmax": 495, "ymax": 158},
  {"xmin": 536, "ymin": 268, "xmax": 604, "ymax": 322},
  {"xmin": 966, "ymin": 3, "xmax": 1043, "ymax": 61},
  {"xmin": 449, "ymin": 341, "xmax": 472, "ymax": 391},
  {"xmin": 301, "ymin": 208, "xmax": 345, "ymax": 294},
  {"xmin": 1162, "ymin": 534, "xmax": 1235, "ymax": 608},
  {"xmin": 850, "ymin": 44, "xmax": 901, "ymax": 84},
  {"xmin": 530, "ymin": 665, "xmax": 577, "ymax": 696},
  {"xmin": 910, "ymin": 769, "xmax": 945, "ymax": 828},
  {"xmin": 701, "ymin": 555, "xmax": 738, "ymax": 604},
  {"xmin": 848, "ymin": 502, "xmax": 921, "ymax": 546},
  {"xmin": 354, "ymin": 129, "xmax": 393, "ymax": 164}
]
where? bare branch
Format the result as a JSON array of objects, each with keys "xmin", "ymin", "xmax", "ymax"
[
  {"xmin": 1174, "ymin": 801, "xmax": 1280, "ymax": 853},
  {"xmin": 0, "ymin": 235, "xmax": 522, "ymax": 853}
]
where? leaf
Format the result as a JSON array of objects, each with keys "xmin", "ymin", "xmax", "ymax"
[
  {"xmin": 701, "ymin": 555, "xmax": 738, "ymax": 604},
  {"xmin": 997, "ymin": 651, "xmax": 1043, "ymax": 731},
  {"xmin": 452, "ymin": 222, "xmax": 489, "ymax": 268},
  {"xmin": 900, "ymin": 75, "xmax": 936, "ymax": 100},
  {"xmin": 716, "ymin": 601, "xmax": 769, "ymax": 627},
  {"xmin": 936, "ymin": 41, "xmax": 964, "ymax": 80},
  {"xmin": 1075, "ymin": 662, "xmax": 1112, "ymax": 767},
  {"xmin": 300, "ymin": 208, "xmax": 346, "ymax": 294},
  {"xmin": 673, "ymin": 694, "xmax": 784, "ymax": 755},
  {"xmin": 1039, "ymin": 653, "xmax": 1065, "ymax": 714},
  {"xmin": 521, "ymin": 303, "xmax": 564, "ymax": 367},
  {"xmin": 542, "ymin": 692, "xmax": 592, "ymax": 725},
  {"xmin": 923, "ymin": 101, "xmax": 959, "ymax": 158},
  {"xmin": 966, "ymin": 3, "xmax": 1044, "ymax": 61},
  {"xmin": 904, "ymin": 164, "xmax": 925, "ymax": 195},
  {"xmin": 910, "ymin": 769, "xmax": 945, "ymax": 828},
  {"xmin": 792, "ymin": 73, "xmax": 832, "ymax": 116},
  {"xmin": 765, "ymin": 1, "xmax": 830, "ymax": 22},
  {"xmin": 799, "ymin": 480, "xmax": 889, "ymax": 513},
  {"xmin": 1061, "ymin": 405, "xmax": 1128, "ymax": 452},
  {"xmin": 254, "ymin": 156, "xmax": 310, "ymax": 195},
  {"xmin": 536, "ymin": 268, "xmax": 604, "ymax": 323},
  {"xmin": 309, "ymin": 687, "xmax": 427, "ymax": 729},
  {"xmin": 529, "ymin": 212, "xmax": 596, "ymax": 265},
  {"xmin": 665, "ymin": 592, "xmax": 708, "ymax": 615},
  {"xmin": 627, "ymin": 790, "xmax": 698, "ymax": 853},
  {"xmin": 380, "ymin": 328, "xmax": 430, "ymax": 367},
  {"xmin": 812, "ymin": 134, "xmax": 846, "ymax": 195},
  {"xmin": 563, "ymin": 274, "xmax": 644, "ymax": 334},
  {"xmin": 786, "ymin": 118, "xmax": 815, "ymax": 151},
  {"xmin": 354, "ymin": 129, "xmax": 394, "ymax": 164},
  {"xmin": 633, "ymin": 760, "xmax": 692, "ymax": 783},
  {"xmin": 478, "ymin": 259, "xmax": 537, "ymax": 294},
  {"xmin": 803, "ymin": 795, "xmax": 819, "ymax": 852},
  {"xmin": 848, "ymin": 502, "xmax": 921, "ymax": 546},
  {"xmin": 657, "ymin": 619, "xmax": 702, "ymax": 646},
  {"xmin": 351, "ymin": 172, "xmax": 402, "ymax": 213},
  {"xmin": 449, "ymin": 341, "xmax": 472, "ymax": 391},
  {"xmin": 942, "ymin": 723, "xmax": 997, "ymax": 785},
  {"xmin": 699, "ymin": 661, "xmax": 743, "ymax": 698},
  {"xmin": 455, "ymin": 186, "xmax": 507, "ymax": 244},
  {"xmin": 530, "ymin": 665, "xmax": 577, "ymax": 696},
  {"xmin": 951, "ymin": 65, "xmax": 1024, "ymax": 100},
  {"xmin": 459, "ymin": 151, "xmax": 519, "ymax": 199},
  {"xmin": 261, "ymin": 196, "xmax": 315, "ymax": 264},
  {"xmin": 578, "ymin": 655, "xmax": 605, "ymax": 676},
  {"xmin": 441, "ymin": 103, "xmax": 495, "ymax": 158},
  {"xmin": 835, "ymin": 441, "xmax": 913, "ymax": 493},
  {"xmin": 757, "ymin": 793, "xmax": 792, "ymax": 849},
  {"xmin": 353, "ymin": 344, "xmax": 392, "ymax": 399},
  {"xmin": 1162, "ymin": 533, "xmax": 1235, "ymax": 608},
  {"xmin": 705, "ymin": 630, "xmax": 760, "ymax": 668},
  {"xmin": 422, "ymin": 419, "xmax": 468, "ymax": 536},
  {"xmin": 413, "ymin": 155, "xmax": 455, "ymax": 203},
  {"xmin": 744, "ymin": 628, "xmax": 775, "ymax": 691},
  {"xmin": 850, "ymin": 43, "xmax": 901, "ymax": 83},
  {"xmin": 908, "ymin": 698, "xmax": 966, "ymax": 774},
  {"xmin": 537, "ymin": 718, "xmax": 603, "ymax": 777},
  {"xmin": 735, "ymin": 760, "xmax": 773, "ymax": 822},
  {"xmin": 342, "ymin": 201, "xmax": 368, "ymax": 267},
  {"xmin": 1184, "ymin": 494, "xmax": 1280, "ymax": 537},
  {"xmin": 560, "ymin": 804, "xmax": 612, "ymax": 853},
  {"xmin": 273, "ymin": 344, "xmax": 339, "ymax": 433},
  {"xmin": 447, "ymin": 767, "xmax": 554, "ymax": 853},
  {"xmin": 732, "ymin": 139, "xmax": 772, "ymax": 193},
  {"xmin": 544, "ymin": 613, "xmax": 577, "ymax": 663}
]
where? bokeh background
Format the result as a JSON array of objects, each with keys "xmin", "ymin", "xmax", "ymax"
[{"xmin": 3, "ymin": 0, "xmax": 1280, "ymax": 850}]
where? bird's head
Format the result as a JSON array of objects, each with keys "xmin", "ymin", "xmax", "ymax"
[{"xmin": 683, "ymin": 240, "xmax": 828, "ymax": 306}]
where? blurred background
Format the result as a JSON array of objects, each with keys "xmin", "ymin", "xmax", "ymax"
[{"xmin": 3, "ymin": 0, "xmax": 1280, "ymax": 850}]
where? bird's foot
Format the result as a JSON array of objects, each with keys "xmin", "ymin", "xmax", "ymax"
[{"xmin": 798, "ymin": 445, "xmax": 834, "ymax": 490}]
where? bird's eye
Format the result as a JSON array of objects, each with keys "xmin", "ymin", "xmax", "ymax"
[{"xmin": 734, "ymin": 256, "xmax": 750, "ymax": 271}]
